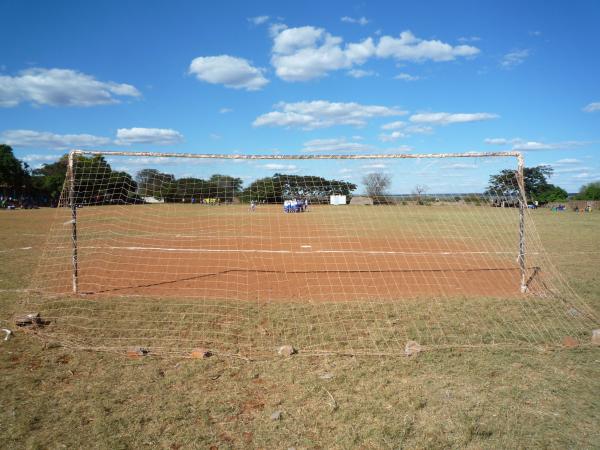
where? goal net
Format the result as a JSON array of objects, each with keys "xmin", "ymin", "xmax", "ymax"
[{"xmin": 26, "ymin": 150, "xmax": 598, "ymax": 356}]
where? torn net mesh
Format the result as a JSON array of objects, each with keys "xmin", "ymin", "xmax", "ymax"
[{"xmin": 25, "ymin": 152, "xmax": 598, "ymax": 356}]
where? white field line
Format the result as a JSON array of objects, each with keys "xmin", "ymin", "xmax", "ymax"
[
  {"xmin": 0, "ymin": 247, "xmax": 33, "ymax": 253},
  {"xmin": 63, "ymin": 245, "xmax": 524, "ymax": 256},
  {"xmin": 174, "ymin": 234, "xmax": 350, "ymax": 239}
]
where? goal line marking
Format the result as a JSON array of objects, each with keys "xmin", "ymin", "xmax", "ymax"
[{"xmin": 64, "ymin": 245, "xmax": 529, "ymax": 257}]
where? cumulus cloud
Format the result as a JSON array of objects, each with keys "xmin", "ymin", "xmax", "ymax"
[
  {"xmin": 271, "ymin": 26, "xmax": 375, "ymax": 81},
  {"xmin": 405, "ymin": 125, "xmax": 433, "ymax": 134},
  {"xmin": 394, "ymin": 73, "xmax": 420, "ymax": 81},
  {"xmin": 379, "ymin": 131, "xmax": 405, "ymax": 142},
  {"xmin": 484, "ymin": 137, "xmax": 589, "ymax": 151},
  {"xmin": 555, "ymin": 158, "xmax": 582, "ymax": 164},
  {"xmin": 484, "ymin": 137, "xmax": 511, "ymax": 145},
  {"xmin": 381, "ymin": 121, "xmax": 406, "ymax": 130},
  {"xmin": 361, "ymin": 163, "xmax": 387, "ymax": 169},
  {"xmin": 0, "ymin": 68, "xmax": 140, "ymax": 107},
  {"xmin": 583, "ymin": 102, "xmax": 600, "ymax": 113},
  {"xmin": 341, "ymin": 16, "xmax": 369, "ymax": 26},
  {"xmin": 189, "ymin": 55, "xmax": 269, "ymax": 91},
  {"xmin": 263, "ymin": 163, "xmax": 299, "ymax": 173},
  {"xmin": 441, "ymin": 163, "xmax": 478, "ymax": 169},
  {"xmin": 379, "ymin": 121, "xmax": 432, "ymax": 140},
  {"xmin": 458, "ymin": 36, "xmax": 481, "ymax": 43},
  {"xmin": 501, "ymin": 49, "xmax": 529, "ymax": 68},
  {"xmin": 115, "ymin": 128, "xmax": 184, "ymax": 145},
  {"xmin": 219, "ymin": 107, "xmax": 233, "ymax": 113},
  {"xmin": 511, "ymin": 141, "xmax": 552, "ymax": 151},
  {"xmin": 269, "ymin": 26, "xmax": 479, "ymax": 82},
  {"xmin": 553, "ymin": 167, "xmax": 591, "ymax": 174},
  {"xmin": 1, "ymin": 129, "xmax": 111, "ymax": 149},
  {"xmin": 20, "ymin": 154, "xmax": 65, "ymax": 168},
  {"xmin": 347, "ymin": 69, "xmax": 377, "ymax": 78},
  {"xmin": 410, "ymin": 112, "xmax": 498, "ymax": 125},
  {"xmin": 248, "ymin": 15, "xmax": 270, "ymax": 25},
  {"xmin": 302, "ymin": 137, "xmax": 374, "ymax": 152},
  {"xmin": 572, "ymin": 172, "xmax": 596, "ymax": 179},
  {"xmin": 253, "ymin": 100, "xmax": 407, "ymax": 129},
  {"xmin": 376, "ymin": 31, "xmax": 479, "ymax": 62}
]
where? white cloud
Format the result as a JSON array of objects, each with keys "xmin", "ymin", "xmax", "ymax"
[
  {"xmin": 269, "ymin": 26, "xmax": 478, "ymax": 82},
  {"xmin": 441, "ymin": 163, "xmax": 478, "ymax": 169},
  {"xmin": 1, "ymin": 129, "xmax": 111, "ymax": 149},
  {"xmin": 379, "ymin": 131, "xmax": 405, "ymax": 142},
  {"xmin": 573, "ymin": 172, "xmax": 594, "ymax": 179},
  {"xmin": 263, "ymin": 163, "xmax": 299, "ymax": 173},
  {"xmin": 501, "ymin": 49, "xmax": 529, "ymax": 68},
  {"xmin": 405, "ymin": 125, "xmax": 433, "ymax": 134},
  {"xmin": 458, "ymin": 36, "xmax": 481, "ymax": 43},
  {"xmin": 529, "ymin": 31, "xmax": 542, "ymax": 37},
  {"xmin": 361, "ymin": 163, "xmax": 387, "ymax": 169},
  {"xmin": 254, "ymin": 100, "xmax": 407, "ymax": 129},
  {"xmin": 512, "ymin": 141, "xmax": 554, "ymax": 151},
  {"xmin": 523, "ymin": 141, "xmax": 588, "ymax": 151},
  {"xmin": 485, "ymin": 137, "xmax": 589, "ymax": 151},
  {"xmin": 555, "ymin": 158, "xmax": 582, "ymax": 164},
  {"xmin": 484, "ymin": 138, "xmax": 511, "ymax": 145},
  {"xmin": 410, "ymin": 112, "xmax": 498, "ymax": 125},
  {"xmin": 269, "ymin": 23, "xmax": 287, "ymax": 37},
  {"xmin": 188, "ymin": 55, "xmax": 269, "ymax": 91},
  {"xmin": 383, "ymin": 144, "xmax": 413, "ymax": 153},
  {"xmin": 583, "ymin": 102, "xmax": 600, "ymax": 113},
  {"xmin": 271, "ymin": 26, "xmax": 376, "ymax": 81},
  {"xmin": 347, "ymin": 69, "xmax": 377, "ymax": 78},
  {"xmin": 115, "ymin": 128, "xmax": 184, "ymax": 145},
  {"xmin": 341, "ymin": 16, "xmax": 369, "ymax": 26},
  {"xmin": 20, "ymin": 153, "xmax": 66, "ymax": 168},
  {"xmin": 248, "ymin": 15, "xmax": 270, "ymax": 25},
  {"xmin": 219, "ymin": 107, "xmax": 233, "ymax": 114},
  {"xmin": 302, "ymin": 137, "xmax": 374, "ymax": 152},
  {"xmin": 0, "ymin": 68, "xmax": 140, "ymax": 107},
  {"xmin": 376, "ymin": 31, "xmax": 479, "ymax": 62},
  {"xmin": 394, "ymin": 73, "xmax": 420, "ymax": 81},
  {"xmin": 553, "ymin": 167, "xmax": 591, "ymax": 174},
  {"xmin": 381, "ymin": 121, "xmax": 406, "ymax": 130}
]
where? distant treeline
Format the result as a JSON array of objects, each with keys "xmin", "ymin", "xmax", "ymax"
[
  {"xmin": 2, "ymin": 145, "xmax": 599, "ymax": 207},
  {"xmin": 0, "ymin": 146, "xmax": 357, "ymax": 206}
]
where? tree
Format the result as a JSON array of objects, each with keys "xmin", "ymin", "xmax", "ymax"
[
  {"xmin": 486, "ymin": 165, "xmax": 567, "ymax": 204},
  {"xmin": 362, "ymin": 172, "xmax": 391, "ymax": 198},
  {"xmin": 535, "ymin": 185, "xmax": 568, "ymax": 203},
  {"xmin": 575, "ymin": 181, "xmax": 600, "ymax": 200},
  {"xmin": 208, "ymin": 174, "xmax": 243, "ymax": 201},
  {"xmin": 0, "ymin": 144, "xmax": 30, "ymax": 195},
  {"xmin": 240, "ymin": 177, "xmax": 281, "ymax": 203},
  {"xmin": 103, "ymin": 171, "xmax": 138, "ymax": 204},
  {"xmin": 412, "ymin": 184, "xmax": 429, "ymax": 205},
  {"xmin": 135, "ymin": 169, "xmax": 175, "ymax": 199},
  {"xmin": 30, "ymin": 155, "xmax": 68, "ymax": 205},
  {"xmin": 240, "ymin": 174, "xmax": 357, "ymax": 203}
]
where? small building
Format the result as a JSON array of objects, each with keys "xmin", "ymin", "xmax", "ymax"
[{"xmin": 330, "ymin": 195, "xmax": 347, "ymax": 205}]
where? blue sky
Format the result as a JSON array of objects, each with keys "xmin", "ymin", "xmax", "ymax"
[{"xmin": 1, "ymin": 0, "xmax": 599, "ymax": 193}]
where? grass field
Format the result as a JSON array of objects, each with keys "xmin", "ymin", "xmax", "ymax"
[{"xmin": 1, "ymin": 206, "xmax": 599, "ymax": 448}]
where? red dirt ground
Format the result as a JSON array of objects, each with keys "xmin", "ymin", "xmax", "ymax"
[{"xmin": 40, "ymin": 206, "xmax": 527, "ymax": 300}]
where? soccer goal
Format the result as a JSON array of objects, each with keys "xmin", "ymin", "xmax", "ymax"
[{"xmin": 27, "ymin": 150, "xmax": 598, "ymax": 356}]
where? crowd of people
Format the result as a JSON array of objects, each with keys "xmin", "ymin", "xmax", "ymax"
[{"xmin": 283, "ymin": 198, "xmax": 309, "ymax": 213}]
